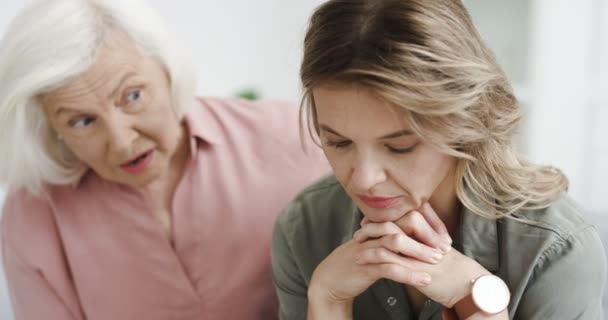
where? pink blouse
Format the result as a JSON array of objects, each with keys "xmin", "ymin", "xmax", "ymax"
[{"xmin": 1, "ymin": 97, "xmax": 329, "ymax": 320}]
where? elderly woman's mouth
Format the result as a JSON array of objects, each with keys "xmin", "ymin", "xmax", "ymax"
[{"xmin": 120, "ymin": 150, "xmax": 154, "ymax": 173}]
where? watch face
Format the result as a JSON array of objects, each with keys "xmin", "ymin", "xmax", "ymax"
[{"xmin": 471, "ymin": 274, "xmax": 510, "ymax": 314}]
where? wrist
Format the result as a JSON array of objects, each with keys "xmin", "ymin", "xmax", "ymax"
[
  {"xmin": 451, "ymin": 274, "xmax": 510, "ymax": 319},
  {"xmin": 307, "ymin": 285, "xmax": 352, "ymax": 319},
  {"xmin": 307, "ymin": 281, "xmax": 353, "ymax": 317},
  {"xmin": 444, "ymin": 269, "xmax": 490, "ymax": 308}
]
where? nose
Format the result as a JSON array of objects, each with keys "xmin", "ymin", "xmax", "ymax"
[
  {"xmin": 349, "ymin": 151, "xmax": 387, "ymax": 193},
  {"xmin": 104, "ymin": 112, "xmax": 138, "ymax": 158}
]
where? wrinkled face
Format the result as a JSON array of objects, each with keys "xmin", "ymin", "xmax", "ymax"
[
  {"xmin": 313, "ymin": 84, "xmax": 457, "ymax": 222},
  {"xmin": 42, "ymin": 34, "xmax": 185, "ymax": 187}
]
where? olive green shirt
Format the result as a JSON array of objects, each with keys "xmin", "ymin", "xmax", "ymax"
[{"xmin": 272, "ymin": 175, "xmax": 607, "ymax": 320}]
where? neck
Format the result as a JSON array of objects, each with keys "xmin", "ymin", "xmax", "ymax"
[{"xmin": 140, "ymin": 122, "xmax": 190, "ymax": 210}]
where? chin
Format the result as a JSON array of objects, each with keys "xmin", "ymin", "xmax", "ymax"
[
  {"xmin": 135, "ymin": 171, "xmax": 163, "ymax": 187},
  {"xmin": 358, "ymin": 197, "xmax": 423, "ymax": 223},
  {"xmin": 360, "ymin": 206, "xmax": 409, "ymax": 223},
  {"xmin": 114, "ymin": 168, "xmax": 160, "ymax": 187}
]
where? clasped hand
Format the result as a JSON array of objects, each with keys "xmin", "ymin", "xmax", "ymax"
[{"xmin": 309, "ymin": 202, "xmax": 489, "ymax": 310}]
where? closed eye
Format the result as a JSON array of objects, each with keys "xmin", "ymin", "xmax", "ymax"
[
  {"xmin": 325, "ymin": 140, "xmax": 352, "ymax": 149},
  {"xmin": 386, "ymin": 143, "xmax": 418, "ymax": 154}
]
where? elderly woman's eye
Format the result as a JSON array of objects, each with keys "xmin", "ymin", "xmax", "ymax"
[
  {"xmin": 125, "ymin": 89, "xmax": 141, "ymax": 104},
  {"xmin": 70, "ymin": 116, "xmax": 95, "ymax": 129}
]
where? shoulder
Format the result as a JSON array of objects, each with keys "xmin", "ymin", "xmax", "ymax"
[
  {"xmin": 275, "ymin": 175, "xmax": 358, "ymax": 261},
  {"xmin": 507, "ymin": 194, "xmax": 606, "ymax": 269},
  {"xmin": 277, "ymin": 175, "xmax": 349, "ymax": 229},
  {"xmin": 510, "ymin": 194, "xmax": 597, "ymax": 240},
  {"xmin": 193, "ymin": 96, "xmax": 301, "ymax": 136},
  {"xmin": 1, "ymin": 188, "xmax": 62, "ymax": 268},
  {"xmin": 504, "ymin": 195, "xmax": 607, "ymax": 317},
  {"xmin": 190, "ymin": 96, "xmax": 327, "ymax": 167}
]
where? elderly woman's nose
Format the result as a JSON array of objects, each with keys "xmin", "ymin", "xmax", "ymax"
[{"xmin": 104, "ymin": 115, "xmax": 138, "ymax": 152}]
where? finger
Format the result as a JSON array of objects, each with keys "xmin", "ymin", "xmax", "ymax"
[
  {"xmin": 395, "ymin": 210, "xmax": 452, "ymax": 254},
  {"xmin": 379, "ymin": 233, "xmax": 444, "ymax": 264},
  {"xmin": 353, "ymin": 221, "xmax": 402, "ymax": 243},
  {"xmin": 375, "ymin": 233, "xmax": 444, "ymax": 264},
  {"xmin": 360, "ymin": 216, "xmax": 369, "ymax": 227},
  {"xmin": 355, "ymin": 246, "xmax": 418, "ymax": 267},
  {"xmin": 419, "ymin": 202, "xmax": 452, "ymax": 244},
  {"xmin": 366, "ymin": 263, "xmax": 432, "ymax": 287}
]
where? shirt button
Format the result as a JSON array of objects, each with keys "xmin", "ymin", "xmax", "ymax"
[{"xmin": 386, "ymin": 296, "xmax": 397, "ymax": 306}]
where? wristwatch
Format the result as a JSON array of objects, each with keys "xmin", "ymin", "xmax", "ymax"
[{"xmin": 453, "ymin": 274, "xmax": 510, "ymax": 319}]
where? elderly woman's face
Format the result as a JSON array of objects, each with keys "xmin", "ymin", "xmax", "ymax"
[
  {"xmin": 313, "ymin": 84, "xmax": 457, "ymax": 223},
  {"xmin": 42, "ymin": 34, "xmax": 185, "ymax": 187}
]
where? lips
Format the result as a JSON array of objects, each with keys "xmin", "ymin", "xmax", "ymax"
[
  {"xmin": 120, "ymin": 149, "xmax": 154, "ymax": 173},
  {"xmin": 121, "ymin": 150, "xmax": 151, "ymax": 166},
  {"xmin": 358, "ymin": 195, "xmax": 401, "ymax": 209}
]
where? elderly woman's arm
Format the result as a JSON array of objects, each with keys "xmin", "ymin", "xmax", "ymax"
[
  {"xmin": 2, "ymin": 242, "xmax": 81, "ymax": 320},
  {"xmin": 1, "ymin": 192, "xmax": 84, "ymax": 320}
]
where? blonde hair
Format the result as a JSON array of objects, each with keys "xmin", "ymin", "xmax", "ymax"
[
  {"xmin": 0, "ymin": 0, "xmax": 196, "ymax": 195},
  {"xmin": 300, "ymin": 0, "xmax": 568, "ymax": 219}
]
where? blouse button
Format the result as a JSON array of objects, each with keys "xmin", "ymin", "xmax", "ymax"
[{"xmin": 386, "ymin": 296, "xmax": 397, "ymax": 306}]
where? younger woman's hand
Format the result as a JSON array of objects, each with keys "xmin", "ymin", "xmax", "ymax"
[
  {"xmin": 358, "ymin": 203, "xmax": 452, "ymax": 254},
  {"xmin": 308, "ymin": 217, "xmax": 447, "ymax": 313},
  {"xmin": 356, "ymin": 202, "xmax": 491, "ymax": 309}
]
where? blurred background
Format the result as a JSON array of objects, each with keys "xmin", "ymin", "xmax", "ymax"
[{"xmin": 0, "ymin": 0, "xmax": 607, "ymax": 318}]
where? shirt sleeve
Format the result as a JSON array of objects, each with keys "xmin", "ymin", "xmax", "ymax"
[
  {"xmin": 2, "ymin": 235, "xmax": 80, "ymax": 320},
  {"xmin": 271, "ymin": 204, "xmax": 309, "ymax": 320},
  {"xmin": 1, "ymin": 191, "xmax": 84, "ymax": 320},
  {"xmin": 516, "ymin": 225, "xmax": 607, "ymax": 319}
]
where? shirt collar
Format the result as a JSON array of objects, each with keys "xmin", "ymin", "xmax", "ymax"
[{"xmin": 183, "ymin": 97, "xmax": 223, "ymax": 147}]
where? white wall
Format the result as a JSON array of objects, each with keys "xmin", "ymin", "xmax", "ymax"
[{"xmin": 144, "ymin": 0, "xmax": 326, "ymax": 100}]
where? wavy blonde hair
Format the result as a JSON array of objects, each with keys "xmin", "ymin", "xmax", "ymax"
[{"xmin": 300, "ymin": 0, "xmax": 568, "ymax": 219}]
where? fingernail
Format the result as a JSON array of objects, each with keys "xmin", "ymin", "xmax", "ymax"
[
  {"xmin": 439, "ymin": 242, "xmax": 452, "ymax": 254},
  {"xmin": 443, "ymin": 234, "xmax": 453, "ymax": 244},
  {"xmin": 417, "ymin": 273, "xmax": 432, "ymax": 286},
  {"xmin": 430, "ymin": 252, "xmax": 443, "ymax": 263}
]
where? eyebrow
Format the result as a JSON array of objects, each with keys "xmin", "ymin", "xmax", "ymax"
[
  {"xmin": 53, "ymin": 72, "xmax": 138, "ymax": 117},
  {"xmin": 318, "ymin": 124, "xmax": 414, "ymax": 139},
  {"xmin": 107, "ymin": 72, "xmax": 137, "ymax": 100},
  {"xmin": 54, "ymin": 105, "xmax": 79, "ymax": 117}
]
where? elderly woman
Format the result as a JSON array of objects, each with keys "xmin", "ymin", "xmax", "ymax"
[
  {"xmin": 0, "ymin": 0, "xmax": 328, "ymax": 319},
  {"xmin": 272, "ymin": 0, "xmax": 607, "ymax": 319}
]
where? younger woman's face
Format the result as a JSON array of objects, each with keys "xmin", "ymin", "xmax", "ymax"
[{"xmin": 313, "ymin": 84, "xmax": 457, "ymax": 222}]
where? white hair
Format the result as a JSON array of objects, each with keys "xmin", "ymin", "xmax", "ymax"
[{"xmin": 0, "ymin": 0, "xmax": 196, "ymax": 195}]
